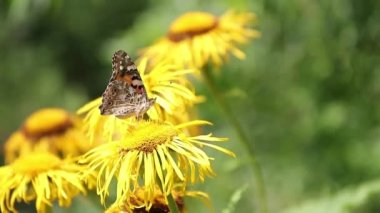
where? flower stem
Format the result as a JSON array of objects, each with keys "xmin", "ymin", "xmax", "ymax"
[
  {"xmin": 45, "ymin": 205, "xmax": 53, "ymax": 213},
  {"xmin": 202, "ymin": 66, "xmax": 268, "ymax": 213},
  {"xmin": 167, "ymin": 193, "xmax": 180, "ymax": 213}
]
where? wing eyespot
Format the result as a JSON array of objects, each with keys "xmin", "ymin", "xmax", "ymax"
[{"xmin": 106, "ymin": 101, "xmax": 113, "ymax": 106}]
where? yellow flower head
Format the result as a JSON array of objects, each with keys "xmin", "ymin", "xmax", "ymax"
[
  {"xmin": 80, "ymin": 120, "xmax": 234, "ymax": 208},
  {"xmin": 77, "ymin": 58, "xmax": 199, "ymax": 143},
  {"xmin": 0, "ymin": 152, "xmax": 87, "ymax": 213},
  {"xmin": 141, "ymin": 10, "xmax": 260, "ymax": 68},
  {"xmin": 4, "ymin": 108, "xmax": 92, "ymax": 163},
  {"xmin": 105, "ymin": 186, "xmax": 210, "ymax": 213}
]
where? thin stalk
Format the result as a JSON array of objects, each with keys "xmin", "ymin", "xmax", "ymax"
[
  {"xmin": 45, "ymin": 205, "xmax": 53, "ymax": 213},
  {"xmin": 167, "ymin": 193, "xmax": 180, "ymax": 213},
  {"xmin": 202, "ymin": 65, "xmax": 268, "ymax": 213}
]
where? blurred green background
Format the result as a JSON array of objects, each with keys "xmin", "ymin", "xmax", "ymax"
[{"xmin": 1, "ymin": 0, "xmax": 380, "ymax": 212}]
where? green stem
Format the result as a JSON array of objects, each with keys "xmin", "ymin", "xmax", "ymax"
[
  {"xmin": 45, "ymin": 205, "xmax": 53, "ymax": 213},
  {"xmin": 167, "ymin": 193, "xmax": 180, "ymax": 213},
  {"xmin": 202, "ymin": 66, "xmax": 268, "ymax": 213}
]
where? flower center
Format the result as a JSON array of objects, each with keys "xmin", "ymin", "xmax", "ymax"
[
  {"xmin": 12, "ymin": 152, "xmax": 62, "ymax": 175},
  {"xmin": 121, "ymin": 122, "xmax": 177, "ymax": 153},
  {"xmin": 22, "ymin": 108, "xmax": 73, "ymax": 140},
  {"xmin": 168, "ymin": 11, "xmax": 218, "ymax": 42}
]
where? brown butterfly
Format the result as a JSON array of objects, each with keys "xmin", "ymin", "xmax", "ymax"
[{"xmin": 99, "ymin": 50, "xmax": 155, "ymax": 118}]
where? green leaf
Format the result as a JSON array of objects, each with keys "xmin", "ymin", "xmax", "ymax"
[{"xmin": 285, "ymin": 180, "xmax": 380, "ymax": 213}]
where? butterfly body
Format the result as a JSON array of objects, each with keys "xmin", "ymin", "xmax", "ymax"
[{"xmin": 99, "ymin": 50, "xmax": 155, "ymax": 118}]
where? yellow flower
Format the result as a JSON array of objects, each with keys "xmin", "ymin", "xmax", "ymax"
[
  {"xmin": 77, "ymin": 58, "xmax": 199, "ymax": 143},
  {"xmin": 105, "ymin": 186, "xmax": 210, "ymax": 213},
  {"xmin": 80, "ymin": 120, "xmax": 234, "ymax": 208},
  {"xmin": 141, "ymin": 10, "xmax": 260, "ymax": 68},
  {"xmin": 0, "ymin": 152, "xmax": 87, "ymax": 213},
  {"xmin": 4, "ymin": 108, "xmax": 92, "ymax": 164}
]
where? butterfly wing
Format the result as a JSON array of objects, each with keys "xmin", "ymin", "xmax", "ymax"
[
  {"xmin": 99, "ymin": 50, "xmax": 154, "ymax": 117},
  {"xmin": 99, "ymin": 80, "xmax": 133, "ymax": 115},
  {"xmin": 113, "ymin": 50, "xmax": 149, "ymax": 96}
]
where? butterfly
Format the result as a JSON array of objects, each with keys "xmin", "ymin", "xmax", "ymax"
[{"xmin": 99, "ymin": 50, "xmax": 155, "ymax": 118}]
